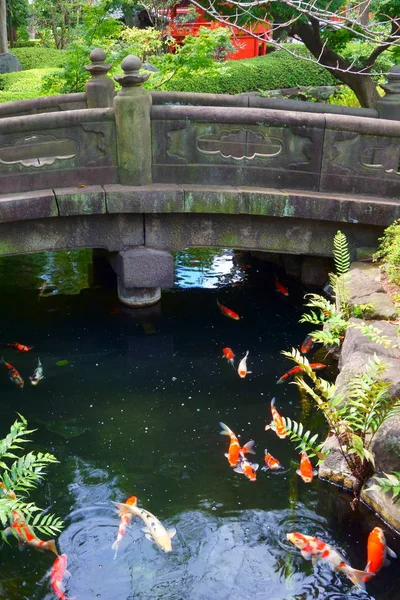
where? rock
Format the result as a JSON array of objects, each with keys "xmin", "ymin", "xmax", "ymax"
[
  {"xmin": 356, "ymin": 247, "xmax": 376, "ymax": 261},
  {"xmin": 318, "ymin": 434, "xmax": 358, "ymax": 490},
  {"xmin": 142, "ymin": 62, "xmax": 159, "ymax": 73},
  {"xmin": 281, "ymin": 254, "xmax": 301, "ymax": 279},
  {"xmin": 346, "ymin": 263, "xmax": 397, "ymax": 320},
  {"xmin": 361, "ymin": 482, "xmax": 400, "ymax": 533},
  {"xmin": 370, "ymin": 414, "xmax": 400, "ymax": 473},
  {"xmin": 0, "ymin": 53, "xmax": 22, "ymax": 74},
  {"xmin": 300, "ymin": 256, "xmax": 333, "ymax": 287}
]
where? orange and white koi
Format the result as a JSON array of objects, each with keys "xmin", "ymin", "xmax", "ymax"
[
  {"xmin": 237, "ymin": 351, "xmax": 251, "ymax": 378},
  {"xmin": 233, "ymin": 455, "xmax": 259, "ymax": 482},
  {"xmin": 50, "ymin": 554, "xmax": 74, "ymax": 600},
  {"xmin": 296, "ymin": 452, "xmax": 317, "ymax": 483},
  {"xmin": 111, "ymin": 495, "xmax": 137, "ymax": 558},
  {"xmin": 277, "ymin": 363, "xmax": 326, "ymax": 385},
  {"xmin": 30, "ymin": 357, "xmax": 44, "ymax": 386},
  {"xmin": 5, "ymin": 511, "xmax": 58, "ymax": 555},
  {"xmin": 286, "ymin": 532, "xmax": 375, "ymax": 590},
  {"xmin": 217, "ymin": 300, "xmax": 240, "ymax": 321},
  {"xmin": 0, "ymin": 481, "xmax": 16, "ymax": 498},
  {"xmin": 362, "ymin": 527, "xmax": 397, "ymax": 582},
  {"xmin": 5, "ymin": 342, "xmax": 33, "ymax": 352},
  {"xmin": 222, "ymin": 347, "xmax": 235, "ymax": 367},
  {"xmin": 261, "ymin": 449, "xmax": 283, "ymax": 471},
  {"xmin": 274, "ymin": 276, "xmax": 289, "ymax": 297},
  {"xmin": 300, "ymin": 335, "xmax": 314, "ymax": 354},
  {"xmin": 265, "ymin": 398, "xmax": 287, "ymax": 439},
  {"xmin": 219, "ymin": 422, "xmax": 255, "ymax": 467},
  {"xmin": 2, "ymin": 357, "xmax": 24, "ymax": 389}
]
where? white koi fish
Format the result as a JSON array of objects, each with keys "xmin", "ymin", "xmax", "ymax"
[
  {"xmin": 238, "ymin": 351, "xmax": 252, "ymax": 378},
  {"xmin": 30, "ymin": 358, "xmax": 44, "ymax": 386}
]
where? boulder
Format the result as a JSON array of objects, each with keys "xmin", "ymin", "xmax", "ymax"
[
  {"xmin": 318, "ymin": 433, "xmax": 358, "ymax": 490},
  {"xmin": 300, "ymin": 256, "xmax": 333, "ymax": 287},
  {"xmin": 361, "ymin": 483, "xmax": 400, "ymax": 533},
  {"xmin": 346, "ymin": 263, "xmax": 397, "ymax": 320},
  {"xmin": 0, "ymin": 53, "xmax": 22, "ymax": 74}
]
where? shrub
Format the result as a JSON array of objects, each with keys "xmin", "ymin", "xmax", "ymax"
[
  {"xmin": 327, "ymin": 85, "xmax": 361, "ymax": 107},
  {"xmin": 12, "ymin": 39, "xmax": 41, "ymax": 48},
  {"xmin": 374, "ymin": 219, "xmax": 400, "ymax": 286},
  {"xmin": 11, "ymin": 47, "xmax": 66, "ymax": 70},
  {"xmin": 0, "ymin": 68, "xmax": 61, "ymax": 102}
]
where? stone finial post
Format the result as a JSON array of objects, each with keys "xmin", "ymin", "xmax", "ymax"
[
  {"xmin": 113, "ymin": 55, "xmax": 152, "ymax": 185},
  {"xmin": 376, "ymin": 65, "xmax": 400, "ymax": 121},
  {"xmin": 85, "ymin": 49, "xmax": 115, "ymax": 108}
]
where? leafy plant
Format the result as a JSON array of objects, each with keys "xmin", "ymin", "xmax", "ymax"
[
  {"xmin": 366, "ymin": 471, "xmax": 400, "ymax": 503},
  {"xmin": 0, "ymin": 415, "xmax": 63, "ymax": 541},
  {"xmin": 374, "ymin": 218, "xmax": 400, "ymax": 287}
]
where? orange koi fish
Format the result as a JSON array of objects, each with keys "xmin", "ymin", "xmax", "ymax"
[
  {"xmin": 265, "ymin": 398, "xmax": 287, "ymax": 439},
  {"xmin": 274, "ymin": 276, "xmax": 289, "ymax": 297},
  {"xmin": 296, "ymin": 452, "xmax": 317, "ymax": 483},
  {"xmin": 277, "ymin": 363, "xmax": 326, "ymax": 384},
  {"xmin": 237, "ymin": 351, "xmax": 251, "ymax": 378},
  {"xmin": 217, "ymin": 300, "xmax": 240, "ymax": 321},
  {"xmin": 5, "ymin": 511, "xmax": 58, "ymax": 555},
  {"xmin": 0, "ymin": 482, "xmax": 16, "ymax": 498},
  {"xmin": 219, "ymin": 422, "xmax": 255, "ymax": 467},
  {"xmin": 287, "ymin": 532, "xmax": 374, "ymax": 589},
  {"xmin": 300, "ymin": 335, "xmax": 314, "ymax": 354},
  {"xmin": 222, "ymin": 347, "xmax": 235, "ymax": 367},
  {"xmin": 261, "ymin": 449, "xmax": 283, "ymax": 471},
  {"xmin": 233, "ymin": 456, "xmax": 259, "ymax": 482},
  {"xmin": 2, "ymin": 358, "xmax": 24, "ymax": 389},
  {"xmin": 50, "ymin": 554, "xmax": 74, "ymax": 600},
  {"xmin": 5, "ymin": 342, "xmax": 33, "ymax": 352},
  {"xmin": 362, "ymin": 527, "xmax": 397, "ymax": 582},
  {"xmin": 112, "ymin": 495, "xmax": 137, "ymax": 558}
]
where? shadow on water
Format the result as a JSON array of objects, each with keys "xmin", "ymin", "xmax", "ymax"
[{"xmin": 0, "ymin": 248, "xmax": 399, "ymax": 600}]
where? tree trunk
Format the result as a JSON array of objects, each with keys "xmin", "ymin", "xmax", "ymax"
[
  {"xmin": 293, "ymin": 19, "xmax": 379, "ymax": 108},
  {"xmin": 0, "ymin": 0, "xmax": 8, "ymax": 54}
]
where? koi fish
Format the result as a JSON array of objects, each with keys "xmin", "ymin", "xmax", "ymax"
[
  {"xmin": 217, "ymin": 300, "xmax": 240, "ymax": 321},
  {"xmin": 296, "ymin": 452, "xmax": 317, "ymax": 483},
  {"xmin": 50, "ymin": 554, "xmax": 74, "ymax": 600},
  {"xmin": 0, "ymin": 482, "xmax": 16, "ymax": 498},
  {"xmin": 111, "ymin": 495, "xmax": 137, "ymax": 558},
  {"xmin": 2, "ymin": 358, "xmax": 24, "ymax": 389},
  {"xmin": 222, "ymin": 347, "xmax": 235, "ymax": 367},
  {"xmin": 286, "ymin": 532, "xmax": 375, "ymax": 589},
  {"xmin": 277, "ymin": 363, "xmax": 326, "ymax": 384},
  {"xmin": 261, "ymin": 449, "xmax": 283, "ymax": 471},
  {"xmin": 4, "ymin": 511, "xmax": 58, "ymax": 555},
  {"xmin": 233, "ymin": 456, "xmax": 259, "ymax": 482},
  {"xmin": 300, "ymin": 335, "xmax": 314, "ymax": 354},
  {"xmin": 238, "ymin": 351, "xmax": 252, "ymax": 378},
  {"xmin": 30, "ymin": 357, "xmax": 44, "ymax": 386},
  {"xmin": 362, "ymin": 527, "xmax": 397, "ymax": 582},
  {"xmin": 5, "ymin": 342, "xmax": 33, "ymax": 352},
  {"xmin": 265, "ymin": 398, "xmax": 287, "ymax": 439},
  {"xmin": 274, "ymin": 276, "xmax": 289, "ymax": 297},
  {"xmin": 219, "ymin": 422, "xmax": 255, "ymax": 467},
  {"xmin": 114, "ymin": 497, "xmax": 176, "ymax": 553}
]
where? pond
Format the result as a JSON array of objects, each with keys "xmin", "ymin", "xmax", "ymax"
[{"xmin": 0, "ymin": 248, "xmax": 398, "ymax": 600}]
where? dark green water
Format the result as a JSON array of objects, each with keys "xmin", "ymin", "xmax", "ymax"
[{"xmin": 0, "ymin": 249, "xmax": 399, "ymax": 600}]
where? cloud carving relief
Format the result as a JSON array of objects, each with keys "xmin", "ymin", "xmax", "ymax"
[
  {"xmin": 0, "ymin": 134, "xmax": 79, "ymax": 167},
  {"xmin": 196, "ymin": 129, "xmax": 283, "ymax": 160}
]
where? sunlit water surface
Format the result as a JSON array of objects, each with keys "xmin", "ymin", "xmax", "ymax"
[{"xmin": 0, "ymin": 248, "xmax": 399, "ymax": 600}]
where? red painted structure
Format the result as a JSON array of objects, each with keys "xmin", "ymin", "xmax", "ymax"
[{"xmin": 166, "ymin": 3, "xmax": 270, "ymax": 59}]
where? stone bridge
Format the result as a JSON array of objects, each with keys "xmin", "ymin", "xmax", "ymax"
[{"xmin": 1, "ymin": 50, "xmax": 400, "ymax": 305}]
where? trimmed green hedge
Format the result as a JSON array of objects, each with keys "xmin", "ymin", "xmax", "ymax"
[
  {"xmin": 159, "ymin": 49, "xmax": 337, "ymax": 93},
  {"xmin": 0, "ymin": 68, "xmax": 62, "ymax": 102},
  {"xmin": 12, "ymin": 47, "xmax": 66, "ymax": 70}
]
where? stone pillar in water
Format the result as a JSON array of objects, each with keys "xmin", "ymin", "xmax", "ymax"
[
  {"xmin": 376, "ymin": 65, "xmax": 400, "ymax": 120},
  {"xmin": 85, "ymin": 49, "xmax": 115, "ymax": 108}
]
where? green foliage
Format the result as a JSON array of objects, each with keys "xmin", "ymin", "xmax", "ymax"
[
  {"xmin": 12, "ymin": 47, "xmax": 66, "ymax": 70},
  {"xmin": 327, "ymin": 85, "xmax": 361, "ymax": 107},
  {"xmin": 352, "ymin": 303, "xmax": 375, "ymax": 319},
  {"xmin": 0, "ymin": 415, "xmax": 63, "ymax": 539},
  {"xmin": 366, "ymin": 471, "xmax": 400, "ymax": 503},
  {"xmin": 0, "ymin": 68, "xmax": 60, "ymax": 103},
  {"xmin": 118, "ymin": 27, "xmax": 166, "ymax": 62},
  {"xmin": 374, "ymin": 218, "xmax": 400, "ymax": 287},
  {"xmin": 340, "ymin": 41, "xmax": 396, "ymax": 76},
  {"xmin": 282, "ymin": 417, "xmax": 327, "ymax": 460},
  {"xmin": 333, "ymin": 230, "xmax": 350, "ymax": 276}
]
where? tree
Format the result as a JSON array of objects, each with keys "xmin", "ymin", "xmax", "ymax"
[
  {"xmin": 190, "ymin": 0, "xmax": 400, "ymax": 108},
  {"xmin": 0, "ymin": 0, "xmax": 7, "ymax": 53}
]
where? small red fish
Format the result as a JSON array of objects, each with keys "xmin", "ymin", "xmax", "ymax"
[
  {"xmin": 274, "ymin": 277, "xmax": 289, "ymax": 297},
  {"xmin": 265, "ymin": 398, "xmax": 287, "ymax": 439},
  {"xmin": 5, "ymin": 511, "xmax": 58, "ymax": 555},
  {"xmin": 261, "ymin": 449, "xmax": 283, "ymax": 471},
  {"xmin": 2, "ymin": 358, "xmax": 24, "ymax": 389},
  {"xmin": 217, "ymin": 300, "xmax": 240, "ymax": 321},
  {"xmin": 5, "ymin": 342, "xmax": 33, "ymax": 352},
  {"xmin": 300, "ymin": 335, "xmax": 314, "ymax": 354},
  {"xmin": 296, "ymin": 452, "xmax": 317, "ymax": 483},
  {"xmin": 277, "ymin": 363, "xmax": 326, "ymax": 384},
  {"xmin": 50, "ymin": 554, "xmax": 73, "ymax": 600},
  {"xmin": 237, "ymin": 350, "xmax": 251, "ymax": 378},
  {"xmin": 222, "ymin": 347, "xmax": 235, "ymax": 367},
  {"xmin": 112, "ymin": 495, "xmax": 137, "ymax": 558},
  {"xmin": 219, "ymin": 422, "xmax": 255, "ymax": 467},
  {"xmin": 362, "ymin": 527, "xmax": 397, "ymax": 582},
  {"xmin": 233, "ymin": 455, "xmax": 259, "ymax": 482}
]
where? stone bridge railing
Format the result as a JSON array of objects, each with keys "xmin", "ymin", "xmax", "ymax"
[{"xmin": 0, "ymin": 49, "xmax": 400, "ymax": 305}]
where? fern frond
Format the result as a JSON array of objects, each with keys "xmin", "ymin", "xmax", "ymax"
[
  {"xmin": 348, "ymin": 322, "xmax": 396, "ymax": 350},
  {"xmin": 0, "ymin": 416, "xmax": 35, "ymax": 463},
  {"xmin": 282, "ymin": 417, "xmax": 328, "ymax": 461},
  {"xmin": 7, "ymin": 452, "xmax": 58, "ymax": 493},
  {"xmin": 333, "ymin": 230, "xmax": 351, "ymax": 275}
]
